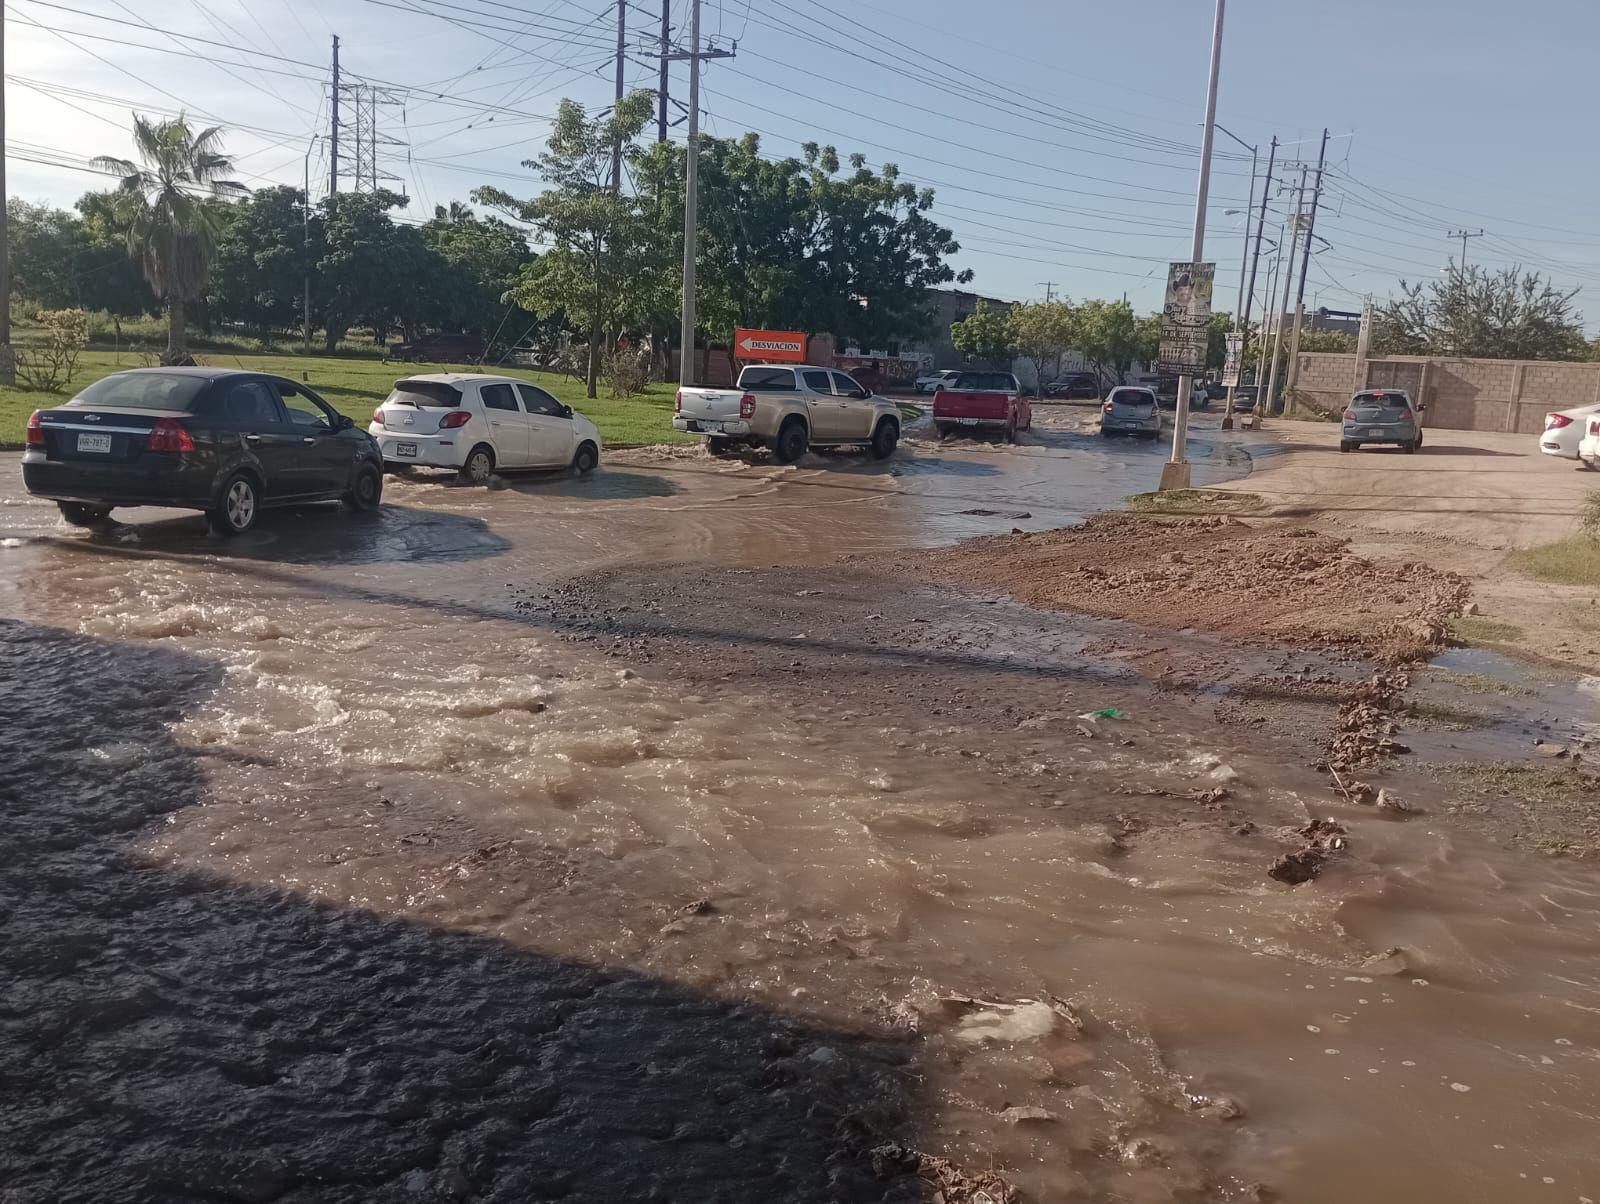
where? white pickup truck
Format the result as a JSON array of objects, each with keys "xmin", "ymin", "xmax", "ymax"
[{"xmin": 674, "ymin": 363, "xmax": 902, "ymax": 462}]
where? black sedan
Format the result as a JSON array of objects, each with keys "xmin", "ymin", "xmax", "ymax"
[{"xmin": 22, "ymin": 367, "xmax": 384, "ymax": 536}]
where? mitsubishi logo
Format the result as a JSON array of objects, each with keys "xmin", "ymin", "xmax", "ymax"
[{"xmin": 82, "ymin": 414, "xmax": 102, "ymax": 421}]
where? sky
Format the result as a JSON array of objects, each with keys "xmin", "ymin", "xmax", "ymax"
[{"xmin": 9, "ymin": 0, "xmax": 1600, "ymax": 319}]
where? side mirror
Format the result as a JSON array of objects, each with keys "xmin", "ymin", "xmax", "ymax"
[
  {"xmin": 337, "ymin": 414, "xmax": 355, "ymax": 430},
  {"xmin": 1417, "ymin": 403, "xmax": 1428, "ymax": 414},
  {"xmin": 561, "ymin": 404, "xmax": 574, "ymax": 418}
]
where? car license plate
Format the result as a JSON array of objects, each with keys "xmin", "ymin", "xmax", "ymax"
[
  {"xmin": 76, "ymin": 432, "xmax": 112, "ymax": 454},
  {"xmin": 1368, "ymin": 428, "xmax": 1384, "ymax": 437},
  {"xmin": 395, "ymin": 441, "xmax": 418, "ymax": 457},
  {"xmin": 957, "ymin": 417, "xmax": 979, "ymax": 426}
]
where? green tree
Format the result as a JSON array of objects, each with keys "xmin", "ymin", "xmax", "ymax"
[
  {"xmin": 1075, "ymin": 298, "xmax": 1142, "ymax": 384},
  {"xmin": 210, "ymin": 185, "xmax": 319, "ymax": 339},
  {"xmin": 6, "ymin": 200, "xmax": 87, "ymax": 311},
  {"xmin": 74, "ymin": 191, "xmax": 158, "ymax": 336},
  {"xmin": 1009, "ymin": 299, "xmax": 1078, "ymax": 392},
  {"xmin": 950, "ymin": 299, "xmax": 1016, "ymax": 366},
  {"xmin": 315, "ymin": 189, "xmax": 409, "ymax": 352},
  {"xmin": 91, "ymin": 115, "xmax": 247, "ymax": 361},
  {"xmin": 422, "ymin": 203, "xmax": 538, "ymax": 351},
  {"xmin": 1375, "ymin": 265, "xmax": 1586, "ymax": 360},
  {"xmin": 475, "ymin": 91, "xmax": 657, "ymax": 397}
]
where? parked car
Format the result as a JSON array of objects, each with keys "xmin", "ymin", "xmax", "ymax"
[
  {"xmin": 1153, "ymin": 377, "xmax": 1215, "ymax": 410},
  {"xmin": 915, "ymin": 369, "xmax": 961, "ymax": 395},
  {"xmin": 674, "ymin": 364, "xmax": 901, "ymax": 463},
  {"xmin": 1539, "ymin": 404, "xmax": 1600, "ymax": 460},
  {"xmin": 1578, "ymin": 416, "xmax": 1600, "ymax": 470},
  {"xmin": 22, "ymin": 367, "xmax": 383, "ymax": 536},
  {"xmin": 1099, "ymin": 386, "xmax": 1161, "ymax": 440},
  {"xmin": 369, "ymin": 374, "xmax": 601, "ymax": 482},
  {"xmin": 933, "ymin": 371, "xmax": 1031, "ymax": 441},
  {"xmin": 1230, "ymin": 385, "xmax": 1259, "ymax": 412},
  {"xmin": 388, "ymin": 332, "xmax": 485, "ymax": 363},
  {"xmin": 1044, "ymin": 372, "xmax": 1100, "ymax": 400},
  {"xmin": 1340, "ymin": 388, "xmax": 1423, "ymax": 453}
]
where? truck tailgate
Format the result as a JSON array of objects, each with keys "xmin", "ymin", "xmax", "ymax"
[
  {"xmin": 934, "ymin": 391, "xmax": 1011, "ymax": 420},
  {"xmin": 677, "ymin": 388, "xmax": 744, "ymax": 423}
]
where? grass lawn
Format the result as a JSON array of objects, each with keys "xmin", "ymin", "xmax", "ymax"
[
  {"xmin": 0, "ymin": 349, "xmax": 695, "ymax": 448},
  {"xmin": 1510, "ymin": 535, "xmax": 1600, "ymax": 589}
]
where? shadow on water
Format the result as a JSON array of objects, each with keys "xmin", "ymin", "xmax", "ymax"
[
  {"xmin": 0, "ymin": 620, "xmax": 925, "ymax": 1202},
  {"xmin": 47, "ymin": 503, "xmax": 514, "ymax": 567}
]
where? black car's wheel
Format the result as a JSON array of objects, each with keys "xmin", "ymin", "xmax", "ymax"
[
  {"xmin": 344, "ymin": 462, "xmax": 383, "ymax": 511},
  {"xmin": 773, "ymin": 417, "xmax": 808, "ymax": 464},
  {"xmin": 1403, "ymin": 439, "xmax": 1417, "ymax": 454},
  {"xmin": 1143, "ymin": 430, "xmax": 1161, "ymax": 441},
  {"xmin": 870, "ymin": 418, "xmax": 899, "ymax": 460},
  {"xmin": 56, "ymin": 502, "xmax": 112, "ymax": 528},
  {"xmin": 461, "ymin": 444, "xmax": 495, "ymax": 484},
  {"xmin": 209, "ymin": 472, "xmax": 260, "ymax": 536},
  {"xmin": 1340, "ymin": 440, "xmax": 1353, "ymax": 453},
  {"xmin": 572, "ymin": 441, "xmax": 599, "ymax": 474}
]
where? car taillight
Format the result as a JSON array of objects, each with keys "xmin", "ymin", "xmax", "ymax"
[
  {"xmin": 1590, "ymin": 419, "xmax": 1600, "ymax": 436},
  {"xmin": 739, "ymin": 393, "xmax": 756, "ymax": 420},
  {"xmin": 147, "ymin": 417, "xmax": 194, "ymax": 453},
  {"xmin": 674, "ymin": 390, "xmax": 682, "ymax": 414},
  {"xmin": 1548, "ymin": 412, "xmax": 1573, "ymax": 429},
  {"xmin": 26, "ymin": 410, "xmax": 44, "ymax": 447},
  {"xmin": 372, "ymin": 407, "xmax": 386, "ymax": 427},
  {"xmin": 439, "ymin": 411, "xmax": 472, "ymax": 429},
  {"xmin": 1103, "ymin": 402, "xmax": 1115, "ymax": 414},
  {"xmin": 1399, "ymin": 409, "xmax": 1414, "ymax": 422},
  {"xmin": 1342, "ymin": 409, "xmax": 1356, "ymax": 420}
]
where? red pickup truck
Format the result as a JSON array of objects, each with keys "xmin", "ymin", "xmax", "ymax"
[{"xmin": 932, "ymin": 371, "xmax": 1031, "ymax": 442}]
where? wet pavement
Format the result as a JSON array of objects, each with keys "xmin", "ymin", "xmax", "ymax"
[{"xmin": 3, "ymin": 412, "xmax": 1599, "ymax": 1202}]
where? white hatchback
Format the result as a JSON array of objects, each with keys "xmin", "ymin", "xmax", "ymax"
[{"xmin": 369, "ymin": 373, "xmax": 601, "ymax": 481}]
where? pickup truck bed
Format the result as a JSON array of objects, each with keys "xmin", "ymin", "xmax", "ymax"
[{"xmin": 933, "ymin": 371, "xmax": 1030, "ymax": 441}]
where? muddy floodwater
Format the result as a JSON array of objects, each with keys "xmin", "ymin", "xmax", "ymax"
[{"xmin": 3, "ymin": 417, "xmax": 1599, "ymax": 1202}]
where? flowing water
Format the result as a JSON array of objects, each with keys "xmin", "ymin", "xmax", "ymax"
[{"xmin": 2, "ymin": 420, "xmax": 1598, "ymax": 1202}]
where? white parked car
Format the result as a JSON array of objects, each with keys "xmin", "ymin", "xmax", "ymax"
[
  {"xmin": 1538, "ymin": 403, "xmax": 1600, "ymax": 460},
  {"xmin": 1578, "ymin": 416, "xmax": 1600, "ymax": 471},
  {"xmin": 915, "ymin": 369, "xmax": 960, "ymax": 395},
  {"xmin": 369, "ymin": 374, "xmax": 601, "ymax": 481}
]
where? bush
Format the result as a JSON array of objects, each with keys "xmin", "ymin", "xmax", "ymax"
[
  {"xmin": 1581, "ymin": 491, "xmax": 1600, "ymax": 540},
  {"xmin": 602, "ymin": 346, "xmax": 650, "ymax": 398},
  {"xmin": 15, "ymin": 308, "xmax": 89, "ymax": 391}
]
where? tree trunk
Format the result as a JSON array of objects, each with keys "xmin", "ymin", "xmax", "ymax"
[
  {"xmin": 164, "ymin": 295, "xmax": 188, "ymax": 365},
  {"xmin": 585, "ymin": 321, "xmax": 600, "ymax": 399}
]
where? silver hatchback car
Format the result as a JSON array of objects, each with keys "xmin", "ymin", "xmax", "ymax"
[
  {"xmin": 1100, "ymin": 386, "xmax": 1162, "ymax": 440},
  {"xmin": 1340, "ymin": 389, "xmax": 1423, "ymax": 453}
]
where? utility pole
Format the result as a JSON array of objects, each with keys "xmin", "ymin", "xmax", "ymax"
[
  {"xmin": 1282, "ymin": 128, "xmax": 1328, "ymax": 417},
  {"xmin": 1447, "ymin": 228, "xmax": 1484, "ymax": 272},
  {"xmin": 1213, "ymin": 123, "xmax": 1257, "ymax": 430},
  {"xmin": 0, "ymin": 0, "xmax": 13, "ymax": 385},
  {"xmin": 329, "ymin": 35, "xmax": 340, "ymax": 195},
  {"xmin": 667, "ymin": 0, "xmax": 732, "ymax": 387},
  {"xmin": 611, "ymin": 0, "xmax": 625, "ymax": 193},
  {"xmin": 303, "ymin": 134, "xmax": 317, "ymax": 353},
  {"xmin": 1243, "ymin": 135, "xmax": 1276, "ymax": 425},
  {"xmin": 1263, "ymin": 167, "xmax": 1305, "ymax": 418},
  {"xmin": 1037, "ymin": 282, "xmax": 1059, "ymax": 303},
  {"xmin": 1161, "ymin": 0, "xmax": 1225, "ymax": 492},
  {"xmin": 657, "ymin": 0, "xmax": 670, "ymax": 142}
]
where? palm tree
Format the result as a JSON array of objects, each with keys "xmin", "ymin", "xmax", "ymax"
[{"xmin": 92, "ymin": 115, "xmax": 247, "ymax": 363}]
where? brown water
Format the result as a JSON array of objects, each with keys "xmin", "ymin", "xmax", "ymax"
[{"xmin": 3, "ymin": 423, "xmax": 1598, "ymax": 1202}]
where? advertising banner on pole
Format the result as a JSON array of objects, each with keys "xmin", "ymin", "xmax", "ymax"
[
  {"xmin": 1221, "ymin": 333, "xmax": 1243, "ymax": 387},
  {"xmin": 1157, "ymin": 261, "xmax": 1215, "ymax": 376}
]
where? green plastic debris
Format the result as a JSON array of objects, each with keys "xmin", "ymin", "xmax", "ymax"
[{"xmin": 1083, "ymin": 707, "xmax": 1126, "ymax": 720}]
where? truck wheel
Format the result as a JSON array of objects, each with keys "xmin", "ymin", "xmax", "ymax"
[
  {"xmin": 870, "ymin": 418, "xmax": 899, "ymax": 460},
  {"xmin": 936, "ymin": 422, "xmax": 953, "ymax": 439},
  {"xmin": 707, "ymin": 436, "xmax": 733, "ymax": 456},
  {"xmin": 1003, "ymin": 418, "xmax": 1017, "ymax": 444},
  {"xmin": 774, "ymin": 417, "xmax": 808, "ymax": 464}
]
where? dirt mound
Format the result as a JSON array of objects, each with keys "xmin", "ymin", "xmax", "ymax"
[{"xmin": 908, "ymin": 514, "xmax": 1468, "ymax": 662}]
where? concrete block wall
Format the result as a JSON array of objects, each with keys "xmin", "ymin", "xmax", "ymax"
[{"xmin": 1293, "ymin": 352, "xmax": 1600, "ymax": 433}]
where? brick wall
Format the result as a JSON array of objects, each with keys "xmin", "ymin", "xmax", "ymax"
[{"xmin": 1292, "ymin": 353, "xmax": 1600, "ymax": 433}]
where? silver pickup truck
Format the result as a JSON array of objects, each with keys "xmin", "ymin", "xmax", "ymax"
[{"xmin": 674, "ymin": 363, "xmax": 902, "ymax": 462}]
